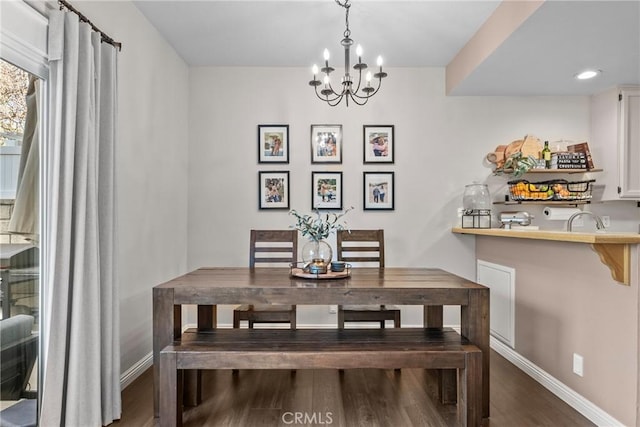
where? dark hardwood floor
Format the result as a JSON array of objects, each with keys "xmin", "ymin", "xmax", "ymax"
[{"xmin": 112, "ymin": 350, "xmax": 594, "ymax": 426}]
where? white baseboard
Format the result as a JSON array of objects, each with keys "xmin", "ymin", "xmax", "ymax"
[
  {"xmin": 490, "ymin": 337, "xmax": 623, "ymax": 427},
  {"xmin": 120, "ymin": 351, "xmax": 153, "ymax": 390}
]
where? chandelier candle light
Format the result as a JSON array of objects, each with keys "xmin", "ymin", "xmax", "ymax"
[{"xmin": 309, "ymin": 0, "xmax": 387, "ymax": 107}]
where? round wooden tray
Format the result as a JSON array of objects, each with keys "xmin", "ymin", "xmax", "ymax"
[{"xmin": 290, "ymin": 267, "xmax": 351, "ymax": 280}]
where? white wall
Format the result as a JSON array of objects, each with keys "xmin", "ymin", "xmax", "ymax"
[
  {"xmin": 188, "ymin": 66, "xmax": 591, "ymax": 326},
  {"xmin": 77, "ymin": 1, "xmax": 190, "ymax": 373}
]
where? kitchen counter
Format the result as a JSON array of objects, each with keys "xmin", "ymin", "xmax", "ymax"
[
  {"xmin": 451, "ymin": 227, "xmax": 640, "ymax": 244},
  {"xmin": 452, "ymin": 227, "xmax": 640, "ymax": 285}
]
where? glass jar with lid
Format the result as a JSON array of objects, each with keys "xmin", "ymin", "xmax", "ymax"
[
  {"xmin": 463, "ymin": 183, "xmax": 492, "ymax": 213},
  {"xmin": 462, "ymin": 184, "xmax": 491, "ymax": 228}
]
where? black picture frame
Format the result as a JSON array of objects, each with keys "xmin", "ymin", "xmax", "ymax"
[
  {"xmin": 258, "ymin": 171, "xmax": 290, "ymax": 210},
  {"xmin": 363, "ymin": 171, "xmax": 394, "ymax": 210},
  {"xmin": 311, "ymin": 171, "xmax": 343, "ymax": 210},
  {"xmin": 258, "ymin": 124, "xmax": 289, "ymax": 164},
  {"xmin": 363, "ymin": 125, "xmax": 394, "ymax": 164},
  {"xmin": 311, "ymin": 124, "xmax": 342, "ymax": 164}
]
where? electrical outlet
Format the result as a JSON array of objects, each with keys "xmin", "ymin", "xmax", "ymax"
[
  {"xmin": 601, "ymin": 216, "xmax": 610, "ymax": 227},
  {"xmin": 573, "ymin": 353, "xmax": 584, "ymax": 377},
  {"xmin": 572, "ymin": 217, "xmax": 584, "ymax": 227},
  {"xmin": 329, "ymin": 305, "xmax": 337, "ymax": 314}
]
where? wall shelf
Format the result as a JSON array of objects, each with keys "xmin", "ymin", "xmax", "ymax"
[
  {"xmin": 497, "ymin": 168, "xmax": 602, "ymax": 175},
  {"xmin": 523, "ymin": 168, "xmax": 602, "ymax": 174},
  {"xmin": 494, "ymin": 200, "xmax": 589, "ymax": 206}
]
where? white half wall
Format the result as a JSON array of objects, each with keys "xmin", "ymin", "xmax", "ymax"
[{"xmin": 477, "ymin": 237, "xmax": 639, "ymax": 426}]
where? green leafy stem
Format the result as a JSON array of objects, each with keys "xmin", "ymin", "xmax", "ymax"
[
  {"xmin": 494, "ymin": 152, "xmax": 538, "ymax": 178},
  {"xmin": 289, "ymin": 207, "xmax": 353, "ymax": 241}
]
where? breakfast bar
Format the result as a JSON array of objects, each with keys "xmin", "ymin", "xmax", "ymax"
[
  {"xmin": 452, "ymin": 227, "xmax": 640, "ymax": 285},
  {"xmin": 152, "ymin": 267, "xmax": 490, "ymax": 423}
]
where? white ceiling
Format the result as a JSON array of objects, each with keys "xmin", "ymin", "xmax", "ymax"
[{"xmin": 133, "ymin": 0, "xmax": 640, "ymax": 96}]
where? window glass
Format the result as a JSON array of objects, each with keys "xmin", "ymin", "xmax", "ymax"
[{"xmin": 0, "ymin": 58, "xmax": 40, "ymax": 425}]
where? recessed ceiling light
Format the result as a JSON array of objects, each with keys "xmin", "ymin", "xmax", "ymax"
[{"xmin": 575, "ymin": 70, "xmax": 601, "ymax": 80}]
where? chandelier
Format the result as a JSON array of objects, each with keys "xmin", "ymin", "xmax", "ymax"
[{"xmin": 309, "ymin": 0, "xmax": 387, "ymax": 107}]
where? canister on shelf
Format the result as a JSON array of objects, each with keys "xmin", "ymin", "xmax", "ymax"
[{"xmin": 462, "ymin": 183, "xmax": 491, "ymax": 228}]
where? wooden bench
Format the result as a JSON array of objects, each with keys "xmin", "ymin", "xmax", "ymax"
[{"xmin": 159, "ymin": 328, "xmax": 482, "ymax": 427}]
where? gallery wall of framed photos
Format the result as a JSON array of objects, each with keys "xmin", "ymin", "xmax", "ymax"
[{"xmin": 257, "ymin": 123, "xmax": 395, "ymax": 211}]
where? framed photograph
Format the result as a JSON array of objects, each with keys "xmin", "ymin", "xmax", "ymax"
[
  {"xmin": 311, "ymin": 124, "xmax": 342, "ymax": 163},
  {"xmin": 259, "ymin": 171, "xmax": 290, "ymax": 210},
  {"xmin": 363, "ymin": 172, "xmax": 394, "ymax": 210},
  {"xmin": 258, "ymin": 124, "xmax": 289, "ymax": 163},
  {"xmin": 312, "ymin": 171, "xmax": 343, "ymax": 210},
  {"xmin": 363, "ymin": 125, "xmax": 394, "ymax": 163}
]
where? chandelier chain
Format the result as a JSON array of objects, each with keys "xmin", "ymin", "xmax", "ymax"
[{"xmin": 335, "ymin": 0, "xmax": 351, "ymax": 38}]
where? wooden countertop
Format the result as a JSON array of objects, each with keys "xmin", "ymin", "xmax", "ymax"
[
  {"xmin": 451, "ymin": 227, "xmax": 639, "ymax": 285},
  {"xmin": 451, "ymin": 227, "xmax": 640, "ymax": 244}
]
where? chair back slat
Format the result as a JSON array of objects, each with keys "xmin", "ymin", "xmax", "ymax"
[
  {"xmin": 250, "ymin": 230, "xmax": 298, "ymax": 268},
  {"xmin": 336, "ymin": 229, "xmax": 384, "ymax": 267}
]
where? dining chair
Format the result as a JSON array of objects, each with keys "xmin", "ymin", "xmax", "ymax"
[
  {"xmin": 336, "ymin": 229, "xmax": 401, "ymax": 328},
  {"xmin": 232, "ymin": 230, "xmax": 297, "ymax": 329}
]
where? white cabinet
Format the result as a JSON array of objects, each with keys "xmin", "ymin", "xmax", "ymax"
[
  {"xmin": 619, "ymin": 88, "xmax": 640, "ymax": 198},
  {"xmin": 591, "ymin": 86, "xmax": 640, "ymax": 200}
]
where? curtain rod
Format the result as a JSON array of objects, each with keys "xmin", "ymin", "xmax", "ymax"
[{"xmin": 58, "ymin": 0, "xmax": 122, "ymax": 51}]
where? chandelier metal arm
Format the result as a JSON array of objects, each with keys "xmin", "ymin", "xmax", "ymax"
[
  {"xmin": 313, "ymin": 84, "xmax": 343, "ymax": 104},
  {"xmin": 327, "ymin": 86, "xmax": 372, "ymax": 107},
  {"xmin": 314, "ymin": 84, "xmax": 374, "ymax": 107},
  {"xmin": 314, "ymin": 74, "xmax": 383, "ymax": 105},
  {"xmin": 318, "ymin": 87, "xmax": 346, "ymax": 107},
  {"xmin": 326, "ymin": 79, "xmax": 340, "ymax": 96},
  {"xmin": 351, "ymin": 66, "xmax": 363, "ymax": 94},
  {"xmin": 325, "ymin": 80, "xmax": 347, "ymax": 103},
  {"xmin": 351, "ymin": 78, "xmax": 383, "ymax": 100},
  {"xmin": 346, "ymin": 93, "xmax": 370, "ymax": 106},
  {"xmin": 327, "ymin": 95, "xmax": 346, "ymax": 107}
]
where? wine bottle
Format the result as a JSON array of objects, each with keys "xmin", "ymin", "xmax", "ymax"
[{"xmin": 542, "ymin": 140, "xmax": 551, "ymax": 169}]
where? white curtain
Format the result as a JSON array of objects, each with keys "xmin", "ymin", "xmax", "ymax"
[
  {"xmin": 40, "ymin": 10, "xmax": 120, "ymax": 426},
  {"xmin": 7, "ymin": 75, "xmax": 39, "ymax": 242}
]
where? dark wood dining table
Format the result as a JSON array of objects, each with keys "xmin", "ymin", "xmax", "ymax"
[{"xmin": 152, "ymin": 267, "xmax": 490, "ymax": 419}]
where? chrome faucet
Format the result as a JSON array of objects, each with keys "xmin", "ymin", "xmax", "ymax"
[{"xmin": 567, "ymin": 211, "xmax": 606, "ymax": 231}]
